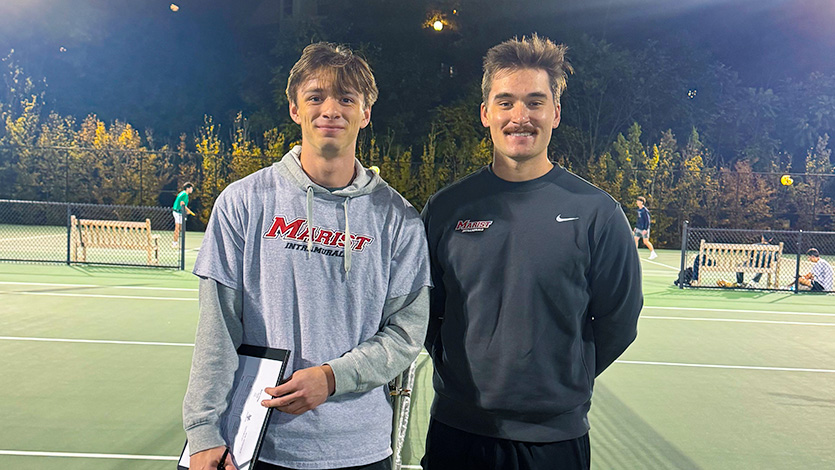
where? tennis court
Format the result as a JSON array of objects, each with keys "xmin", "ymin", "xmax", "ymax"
[{"xmin": 1, "ymin": 242, "xmax": 834, "ymax": 469}]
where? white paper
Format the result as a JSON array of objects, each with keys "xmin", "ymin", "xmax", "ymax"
[{"xmin": 178, "ymin": 349, "xmax": 288, "ymax": 470}]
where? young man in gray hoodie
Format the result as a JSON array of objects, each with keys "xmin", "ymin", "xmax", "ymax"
[{"xmin": 183, "ymin": 43, "xmax": 431, "ymax": 470}]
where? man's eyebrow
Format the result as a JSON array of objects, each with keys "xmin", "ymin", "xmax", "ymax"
[
  {"xmin": 302, "ymin": 87, "xmax": 359, "ymax": 97},
  {"xmin": 492, "ymin": 92, "xmax": 515, "ymax": 101},
  {"xmin": 492, "ymin": 91, "xmax": 549, "ymax": 101}
]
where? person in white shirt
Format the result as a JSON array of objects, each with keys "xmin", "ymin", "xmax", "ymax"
[{"xmin": 797, "ymin": 248, "xmax": 834, "ymax": 292}]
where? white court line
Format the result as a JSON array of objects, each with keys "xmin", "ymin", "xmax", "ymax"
[
  {"xmin": 0, "ymin": 233, "xmax": 64, "ymax": 243},
  {"xmin": 0, "ymin": 450, "xmax": 177, "ymax": 461},
  {"xmin": 5, "ymin": 338, "xmax": 831, "ymax": 376},
  {"xmin": 3, "ymin": 291, "xmax": 196, "ymax": 301},
  {"xmin": 0, "ymin": 281, "xmax": 197, "ymax": 292},
  {"xmin": 642, "ymin": 315, "xmax": 835, "ymax": 327},
  {"xmin": 643, "ymin": 305, "xmax": 835, "ymax": 318},
  {"xmin": 642, "ymin": 258, "xmax": 680, "ymax": 271},
  {"xmin": 419, "ymin": 352, "xmax": 835, "ymax": 373},
  {"xmin": 0, "ymin": 336, "xmax": 193, "ymax": 347},
  {"xmin": 618, "ymin": 360, "xmax": 835, "ymax": 374}
]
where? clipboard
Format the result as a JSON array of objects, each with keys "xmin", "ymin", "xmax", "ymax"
[{"xmin": 177, "ymin": 345, "xmax": 290, "ymax": 470}]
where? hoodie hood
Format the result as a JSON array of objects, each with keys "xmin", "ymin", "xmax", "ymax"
[
  {"xmin": 274, "ymin": 145, "xmax": 389, "ymax": 274},
  {"xmin": 276, "ymin": 145, "xmax": 388, "ymax": 197}
]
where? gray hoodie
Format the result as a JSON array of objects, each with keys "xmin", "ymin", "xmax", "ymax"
[{"xmin": 183, "ymin": 146, "xmax": 431, "ymax": 469}]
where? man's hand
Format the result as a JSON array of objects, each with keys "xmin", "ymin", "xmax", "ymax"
[
  {"xmin": 262, "ymin": 365, "xmax": 335, "ymax": 415},
  {"xmin": 642, "ymin": 230, "xmax": 648, "ymax": 237},
  {"xmin": 190, "ymin": 446, "xmax": 236, "ymax": 470}
]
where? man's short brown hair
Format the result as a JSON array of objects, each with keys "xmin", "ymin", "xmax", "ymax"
[
  {"xmin": 481, "ymin": 33, "xmax": 573, "ymax": 103},
  {"xmin": 637, "ymin": 196, "xmax": 646, "ymax": 204},
  {"xmin": 286, "ymin": 42, "xmax": 379, "ymax": 109}
]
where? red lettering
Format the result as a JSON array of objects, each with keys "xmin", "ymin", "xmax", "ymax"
[
  {"xmin": 327, "ymin": 231, "xmax": 344, "ymax": 247},
  {"xmin": 265, "ymin": 216, "xmax": 374, "ymax": 251},
  {"xmin": 353, "ymin": 235, "xmax": 373, "ymax": 251},
  {"xmin": 264, "ymin": 216, "xmax": 305, "ymax": 239},
  {"xmin": 314, "ymin": 229, "xmax": 334, "ymax": 245}
]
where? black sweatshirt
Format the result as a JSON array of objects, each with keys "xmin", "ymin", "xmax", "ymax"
[{"xmin": 421, "ymin": 165, "xmax": 643, "ymax": 442}]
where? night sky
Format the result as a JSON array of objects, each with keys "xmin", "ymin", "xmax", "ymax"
[{"xmin": 1, "ymin": 0, "xmax": 834, "ymax": 138}]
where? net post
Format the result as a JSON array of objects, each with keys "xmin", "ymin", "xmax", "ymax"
[
  {"xmin": 794, "ymin": 230, "xmax": 802, "ymax": 293},
  {"xmin": 65, "ymin": 203, "xmax": 72, "ymax": 265},
  {"xmin": 679, "ymin": 220, "xmax": 689, "ymax": 289},
  {"xmin": 179, "ymin": 204, "xmax": 186, "ymax": 270}
]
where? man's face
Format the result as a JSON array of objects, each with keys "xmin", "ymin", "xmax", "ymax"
[
  {"xmin": 186, "ymin": 187, "xmax": 193, "ymax": 194},
  {"xmin": 290, "ymin": 75, "xmax": 371, "ymax": 156},
  {"xmin": 481, "ymin": 68, "xmax": 561, "ymax": 164},
  {"xmin": 636, "ymin": 199, "xmax": 644, "ymax": 208}
]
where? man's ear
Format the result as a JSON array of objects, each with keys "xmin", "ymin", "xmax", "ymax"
[
  {"xmin": 480, "ymin": 102, "xmax": 490, "ymax": 128},
  {"xmin": 360, "ymin": 106, "xmax": 371, "ymax": 129},
  {"xmin": 552, "ymin": 102, "xmax": 562, "ymax": 129},
  {"xmin": 289, "ymin": 101, "xmax": 302, "ymax": 125}
]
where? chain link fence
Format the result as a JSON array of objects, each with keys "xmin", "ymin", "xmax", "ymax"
[
  {"xmin": 0, "ymin": 199, "xmax": 185, "ymax": 269},
  {"xmin": 677, "ymin": 222, "xmax": 835, "ymax": 293}
]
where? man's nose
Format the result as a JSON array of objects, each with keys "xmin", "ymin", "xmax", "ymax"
[
  {"xmin": 321, "ymin": 97, "xmax": 342, "ymax": 119},
  {"xmin": 510, "ymin": 104, "xmax": 530, "ymax": 123}
]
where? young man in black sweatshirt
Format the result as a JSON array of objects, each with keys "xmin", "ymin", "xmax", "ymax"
[{"xmin": 420, "ymin": 34, "xmax": 643, "ymax": 470}]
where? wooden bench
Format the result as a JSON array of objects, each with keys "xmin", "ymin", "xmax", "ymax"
[
  {"xmin": 693, "ymin": 239, "xmax": 783, "ymax": 288},
  {"xmin": 70, "ymin": 215, "xmax": 160, "ymax": 265}
]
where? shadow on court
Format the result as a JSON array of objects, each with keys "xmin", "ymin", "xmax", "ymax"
[{"xmin": 591, "ymin": 383, "xmax": 701, "ymax": 470}]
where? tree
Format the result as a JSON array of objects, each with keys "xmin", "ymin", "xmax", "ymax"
[
  {"xmin": 716, "ymin": 160, "xmax": 774, "ymax": 229},
  {"xmin": 195, "ymin": 115, "xmax": 225, "ymax": 224},
  {"xmin": 229, "ymin": 112, "xmax": 264, "ymax": 182},
  {"xmin": 790, "ymin": 134, "xmax": 834, "ymax": 230},
  {"xmin": 559, "ymin": 37, "xmax": 645, "ymax": 167},
  {"xmin": 677, "ymin": 129, "xmax": 719, "ymax": 228},
  {"xmin": 32, "ymin": 112, "xmax": 77, "ymax": 201},
  {"xmin": 644, "ymin": 130, "xmax": 678, "ymax": 246}
]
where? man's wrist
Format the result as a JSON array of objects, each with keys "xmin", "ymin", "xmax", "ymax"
[{"xmin": 321, "ymin": 364, "xmax": 336, "ymax": 396}]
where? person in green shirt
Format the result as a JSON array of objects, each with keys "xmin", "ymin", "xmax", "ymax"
[{"xmin": 172, "ymin": 182, "xmax": 196, "ymax": 247}]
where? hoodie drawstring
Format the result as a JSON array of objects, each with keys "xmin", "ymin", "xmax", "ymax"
[
  {"xmin": 344, "ymin": 197, "xmax": 351, "ymax": 275},
  {"xmin": 306, "ymin": 186, "xmax": 314, "ymax": 258},
  {"xmin": 306, "ymin": 186, "xmax": 352, "ymax": 276}
]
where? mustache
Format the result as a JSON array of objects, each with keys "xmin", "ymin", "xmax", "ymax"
[{"xmin": 504, "ymin": 126, "xmax": 537, "ymax": 133}]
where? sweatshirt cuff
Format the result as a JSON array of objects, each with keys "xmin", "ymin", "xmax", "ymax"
[
  {"xmin": 185, "ymin": 422, "xmax": 226, "ymax": 456},
  {"xmin": 326, "ymin": 355, "xmax": 361, "ymax": 396}
]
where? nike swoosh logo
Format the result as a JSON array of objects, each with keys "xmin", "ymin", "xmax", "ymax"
[{"xmin": 556, "ymin": 215, "xmax": 579, "ymax": 222}]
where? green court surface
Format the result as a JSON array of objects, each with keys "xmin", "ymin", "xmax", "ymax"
[{"xmin": 1, "ymin": 244, "xmax": 834, "ymax": 469}]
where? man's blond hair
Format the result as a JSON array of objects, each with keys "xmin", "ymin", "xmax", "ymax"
[
  {"xmin": 286, "ymin": 42, "xmax": 378, "ymax": 109},
  {"xmin": 481, "ymin": 33, "xmax": 573, "ymax": 103}
]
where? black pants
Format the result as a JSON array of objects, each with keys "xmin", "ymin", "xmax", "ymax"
[
  {"xmin": 736, "ymin": 271, "xmax": 763, "ymax": 284},
  {"xmin": 256, "ymin": 456, "xmax": 391, "ymax": 470},
  {"xmin": 421, "ymin": 419, "xmax": 590, "ymax": 470}
]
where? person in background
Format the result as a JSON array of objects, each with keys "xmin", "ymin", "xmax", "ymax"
[
  {"xmin": 796, "ymin": 248, "xmax": 834, "ymax": 291},
  {"xmin": 634, "ymin": 196, "xmax": 657, "ymax": 260},
  {"xmin": 172, "ymin": 182, "xmax": 196, "ymax": 248}
]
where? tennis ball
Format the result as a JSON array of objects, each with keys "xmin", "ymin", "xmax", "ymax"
[
  {"xmin": 780, "ymin": 174, "xmax": 793, "ymax": 186},
  {"xmin": 369, "ymin": 166, "xmax": 380, "ymax": 174}
]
